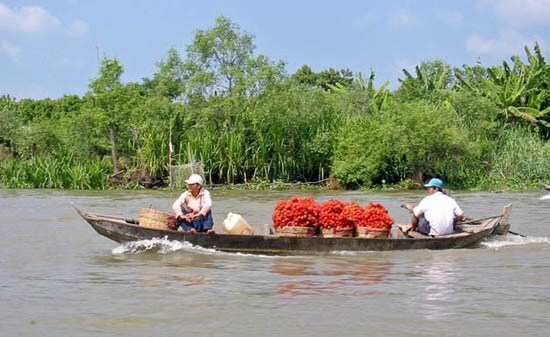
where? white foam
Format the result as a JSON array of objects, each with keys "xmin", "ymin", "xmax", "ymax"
[
  {"xmin": 540, "ymin": 194, "xmax": 550, "ymax": 200},
  {"xmin": 111, "ymin": 236, "xmax": 283, "ymax": 257},
  {"xmin": 111, "ymin": 236, "xmax": 215, "ymax": 255},
  {"xmin": 229, "ymin": 252, "xmax": 281, "ymax": 258},
  {"xmin": 330, "ymin": 250, "xmax": 359, "ymax": 256},
  {"xmin": 481, "ymin": 234, "xmax": 550, "ymax": 249}
]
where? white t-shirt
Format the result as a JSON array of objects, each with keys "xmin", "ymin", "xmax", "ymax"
[{"xmin": 413, "ymin": 191, "xmax": 463, "ymax": 236}]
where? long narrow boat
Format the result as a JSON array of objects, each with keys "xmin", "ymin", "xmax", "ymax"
[{"xmin": 74, "ymin": 205, "xmax": 512, "ymax": 255}]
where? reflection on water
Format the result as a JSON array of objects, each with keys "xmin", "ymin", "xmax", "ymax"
[
  {"xmin": 420, "ymin": 259, "xmax": 457, "ymax": 321},
  {"xmin": 271, "ymin": 257, "xmax": 393, "ymax": 296}
]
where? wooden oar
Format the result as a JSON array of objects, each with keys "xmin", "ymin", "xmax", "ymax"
[{"xmin": 507, "ymin": 230, "xmax": 526, "ymax": 238}]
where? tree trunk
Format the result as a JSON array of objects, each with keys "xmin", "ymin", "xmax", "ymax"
[
  {"xmin": 109, "ymin": 125, "xmax": 120, "ymax": 174},
  {"xmin": 414, "ymin": 171, "xmax": 423, "ymax": 185}
]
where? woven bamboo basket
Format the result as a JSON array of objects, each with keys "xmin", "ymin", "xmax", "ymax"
[
  {"xmin": 139, "ymin": 208, "xmax": 177, "ymax": 230},
  {"xmin": 320, "ymin": 227, "xmax": 354, "ymax": 238},
  {"xmin": 356, "ymin": 226, "xmax": 390, "ymax": 238},
  {"xmin": 275, "ymin": 225, "xmax": 316, "ymax": 237}
]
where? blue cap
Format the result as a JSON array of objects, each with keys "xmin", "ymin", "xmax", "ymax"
[{"xmin": 424, "ymin": 178, "xmax": 443, "ymax": 188}]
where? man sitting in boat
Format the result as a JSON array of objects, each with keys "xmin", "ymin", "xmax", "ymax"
[
  {"xmin": 171, "ymin": 174, "xmax": 215, "ymax": 234},
  {"xmin": 402, "ymin": 178, "xmax": 466, "ymax": 236}
]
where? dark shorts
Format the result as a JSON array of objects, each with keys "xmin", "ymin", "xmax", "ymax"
[{"xmin": 417, "ymin": 216, "xmax": 431, "ymax": 235}]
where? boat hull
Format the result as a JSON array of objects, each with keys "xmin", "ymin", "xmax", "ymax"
[{"xmin": 76, "ymin": 206, "xmax": 510, "ymax": 255}]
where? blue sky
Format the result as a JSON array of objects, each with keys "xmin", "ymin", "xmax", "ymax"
[{"xmin": 1, "ymin": 0, "xmax": 549, "ymax": 99}]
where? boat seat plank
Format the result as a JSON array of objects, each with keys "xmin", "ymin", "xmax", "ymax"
[{"xmin": 406, "ymin": 231, "xmax": 430, "ymax": 239}]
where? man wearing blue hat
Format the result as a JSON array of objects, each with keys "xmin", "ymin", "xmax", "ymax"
[{"xmin": 402, "ymin": 178, "xmax": 465, "ymax": 236}]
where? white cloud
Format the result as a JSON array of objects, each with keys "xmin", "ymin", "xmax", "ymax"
[
  {"xmin": 435, "ymin": 10, "xmax": 464, "ymax": 26},
  {"xmin": 465, "ymin": 29, "xmax": 544, "ymax": 58},
  {"xmin": 66, "ymin": 19, "xmax": 89, "ymax": 37},
  {"xmin": 0, "ymin": 3, "xmax": 60, "ymax": 33},
  {"xmin": 0, "ymin": 4, "xmax": 88, "ymax": 37},
  {"xmin": 0, "ymin": 40, "xmax": 21, "ymax": 63},
  {"xmin": 388, "ymin": 8, "xmax": 418, "ymax": 28},
  {"xmin": 483, "ymin": 0, "xmax": 550, "ymax": 26}
]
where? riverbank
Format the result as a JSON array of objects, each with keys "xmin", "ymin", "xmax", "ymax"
[{"xmin": 2, "ymin": 179, "xmax": 547, "ymax": 193}]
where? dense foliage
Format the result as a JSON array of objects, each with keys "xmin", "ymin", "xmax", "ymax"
[{"xmin": 1, "ymin": 16, "xmax": 549, "ymax": 190}]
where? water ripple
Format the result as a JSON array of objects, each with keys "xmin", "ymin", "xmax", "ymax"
[{"xmin": 482, "ymin": 235, "xmax": 550, "ymax": 248}]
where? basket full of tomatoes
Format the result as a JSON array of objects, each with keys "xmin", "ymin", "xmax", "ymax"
[
  {"xmin": 318, "ymin": 200, "xmax": 357, "ymax": 238},
  {"xmin": 271, "ymin": 196, "xmax": 394, "ymax": 239},
  {"xmin": 354, "ymin": 202, "xmax": 395, "ymax": 238},
  {"xmin": 272, "ymin": 196, "xmax": 320, "ymax": 236}
]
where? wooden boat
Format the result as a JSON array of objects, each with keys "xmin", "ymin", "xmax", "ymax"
[{"xmin": 74, "ymin": 204, "xmax": 512, "ymax": 255}]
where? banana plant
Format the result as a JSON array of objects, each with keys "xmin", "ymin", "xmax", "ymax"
[
  {"xmin": 327, "ymin": 71, "xmax": 391, "ymax": 113},
  {"xmin": 456, "ymin": 43, "xmax": 550, "ymax": 129},
  {"xmin": 397, "ymin": 60, "xmax": 452, "ymax": 101}
]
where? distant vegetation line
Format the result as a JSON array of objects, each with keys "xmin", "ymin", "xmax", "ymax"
[{"xmin": 1, "ymin": 16, "xmax": 549, "ymax": 190}]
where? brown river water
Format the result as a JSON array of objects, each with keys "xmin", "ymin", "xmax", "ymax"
[{"xmin": 1, "ymin": 189, "xmax": 549, "ymax": 337}]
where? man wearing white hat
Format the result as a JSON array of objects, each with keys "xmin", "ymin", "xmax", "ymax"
[{"xmin": 171, "ymin": 174, "xmax": 214, "ymax": 233}]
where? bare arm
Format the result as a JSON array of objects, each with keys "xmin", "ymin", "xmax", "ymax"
[
  {"xmin": 410, "ymin": 214, "xmax": 419, "ymax": 231},
  {"xmin": 172, "ymin": 193, "xmax": 187, "ymax": 218},
  {"xmin": 198, "ymin": 191, "xmax": 212, "ymax": 216}
]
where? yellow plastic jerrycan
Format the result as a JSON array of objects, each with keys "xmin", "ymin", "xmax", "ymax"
[{"xmin": 223, "ymin": 212, "xmax": 253, "ymax": 235}]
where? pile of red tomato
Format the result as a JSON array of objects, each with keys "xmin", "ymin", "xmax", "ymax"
[
  {"xmin": 272, "ymin": 196, "xmax": 320, "ymax": 228},
  {"xmin": 272, "ymin": 196, "xmax": 394, "ymax": 230},
  {"xmin": 319, "ymin": 199, "xmax": 356, "ymax": 230},
  {"xmin": 354, "ymin": 202, "xmax": 395, "ymax": 229}
]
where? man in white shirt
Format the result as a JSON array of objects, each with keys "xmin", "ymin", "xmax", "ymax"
[
  {"xmin": 403, "ymin": 178, "xmax": 465, "ymax": 236},
  {"xmin": 172, "ymin": 174, "xmax": 214, "ymax": 233}
]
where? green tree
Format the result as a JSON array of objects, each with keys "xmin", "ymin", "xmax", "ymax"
[
  {"xmin": 183, "ymin": 15, "xmax": 285, "ymax": 99},
  {"xmin": 183, "ymin": 15, "xmax": 255, "ymax": 97},
  {"xmin": 317, "ymin": 68, "xmax": 354, "ymax": 91},
  {"xmin": 87, "ymin": 56, "xmax": 143, "ymax": 173},
  {"xmin": 291, "ymin": 65, "xmax": 317, "ymax": 86},
  {"xmin": 291, "ymin": 66, "xmax": 354, "ymax": 91},
  {"xmin": 0, "ymin": 95, "xmax": 19, "ymax": 156},
  {"xmin": 147, "ymin": 47, "xmax": 186, "ymax": 101},
  {"xmin": 243, "ymin": 54, "xmax": 287, "ymax": 97},
  {"xmin": 332, "ymin": 101, "xmax": 473, "ymax": 186}
]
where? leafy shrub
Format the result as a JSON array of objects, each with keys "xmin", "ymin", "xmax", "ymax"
[{"xmin": 331, "ymin": 101, "xmax": 475, "ymax": 186}]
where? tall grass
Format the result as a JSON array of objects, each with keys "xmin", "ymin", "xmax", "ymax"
[
  {"xmin": 0, "ymin": 156, "xmax": 112, "ymax": 189},
  {"xmin": 479, "ymin": 126, "xmax": 550, "ymax": 189},
  {"xmin": 176, "ymin": 86, "xmax": 339, "ymax": 184}
]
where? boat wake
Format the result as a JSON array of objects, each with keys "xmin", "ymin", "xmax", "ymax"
[
  {"xmin": 111, "ymin": 236, "xmax": 280, "ymax": 258},
  {"xmin": 112, "ymin": 236, "xmax": 217, "ymax": 255},
  {"xmin": 482, "ymin": 234, "xmax": 550, "ymax": 249}
]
